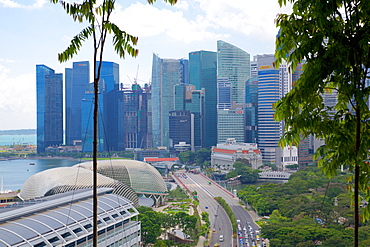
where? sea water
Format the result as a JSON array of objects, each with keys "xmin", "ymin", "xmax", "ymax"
[{"xmin": 0, "ymin": 158, "xmax": 81, "ymax": 191}]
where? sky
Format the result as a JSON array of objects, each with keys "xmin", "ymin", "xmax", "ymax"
[{"xmin": 0, "ymin": 0, "xmax": 291, "ymax": 130}]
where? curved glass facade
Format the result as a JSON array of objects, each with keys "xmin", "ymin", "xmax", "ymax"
[
  {"xmin": 19, "ymin": 167, "xmax": 138, "ymax": 206},
  {"xmin": 75, "ymin": 159, "xmax": 167, "ymax": 194}
]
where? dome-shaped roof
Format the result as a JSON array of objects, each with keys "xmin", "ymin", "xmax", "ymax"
[
  {"xmin": 19, "ymin": 167, "xmax": 138, "ymax": 206},
  {"xmin": 74, "ymin": 159, "xmax": 167, "ymax": 194}
]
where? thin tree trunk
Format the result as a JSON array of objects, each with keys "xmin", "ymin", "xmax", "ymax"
[
  {"xmin": 354, "ymin": 164, "xmax": 359, "ymax": 247},
  {"xmin": 93, "ymin": 77, "xmax": 99, "ymax": 246}
]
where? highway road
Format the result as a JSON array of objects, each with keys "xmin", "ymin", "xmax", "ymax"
[
  {"xmin": 174, "ymin": 172, "xmax": 262, "ymax": 247},
  {"xmin": 175, "ymin": 172, "xmax": 233, "ymax": 246}
]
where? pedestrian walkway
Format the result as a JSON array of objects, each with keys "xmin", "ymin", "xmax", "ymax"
[{"xmin": 196, "ymin": 235, "xmax": 207, "ymax": 247}]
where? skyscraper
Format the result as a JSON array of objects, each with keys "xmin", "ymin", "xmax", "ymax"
[
  {"xmin": 80, "ymin": 61, "xmax": 121, "ymax": 152},
  {"xmin": 97, "ymin": 61, "xmax": 123, "ymax": 151},
  {"xmin": 81, "ymin": 80, "xmax": 106, "ymax": 152},
  {"xmin": 217, "ymin": 77, "xmax": 232, "ymax": 110},
  {"xmin": 217, "ymin": 40, "xmax": 250, "ymax": 106},
  {"xmin": 245, "ymin": 75, "xmax": 258, "ymax": 143},
  {"xmin": 216, "ymin": 40, "xmax": 250, "ymax": 143},
  {"xmin": 189, "ymin": 50, "xmax": 217, "ymax": 147},
  {"xmin": 65, "ymin": 61, "xmax": 90, "ymax": 146},
  {"xmin": 217, "ymin": 109, "xmax": 245, "ymax": 143},
  {"xmin": 256, "ymin": 54, "xmax": 289, "ymax": 163},
  {"xmin": 186, "ymin": 89, "xmax": 206, "ymax": 150},
  {"xmin": 169, "ymin": 110, "xmax": 192, "ymax": 149},
  {"xmin": 122, "ymin": 84, "xmax": 150, "ymax": 149},
  {"xmin": 36, "ymin": 65, "xmax": 63, "ymax": 153},
  {"xmin": 151, "ymin": 53, "xmax": 188, "ymax": 148}
]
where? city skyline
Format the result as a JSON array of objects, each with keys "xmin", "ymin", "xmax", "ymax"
[{"xmin": 0, "ymin": 0, "xmax": 291, "ymax": 130}]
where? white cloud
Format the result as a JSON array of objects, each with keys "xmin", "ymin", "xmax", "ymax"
[
  {"xmin": 173, "ymin": 0, "xmax": 188, "ymax": 10},
  {"xmin": 0, "ymin": 64, "xmax": 35, "ymax": 115},
  {"xmin": 0, "ymin": 0, "xmax": 46, "ymax": 8},
  {"xmin": 193, "ymin": 0, "xmax": 283, "ymax": 40},
  {"xmin": 112, "ymin": 2, "xmax": 225, "ymax": 43},
  {"xmin": 0, "ymin": 59, "xmax": 15, "ymax": 63}
]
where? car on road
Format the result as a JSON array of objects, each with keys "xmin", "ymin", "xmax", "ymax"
[{"xmin": 219, "ymin": 235, "xmax": 224, "ymax": 242}]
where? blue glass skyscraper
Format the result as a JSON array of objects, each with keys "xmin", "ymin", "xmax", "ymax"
[
  {"xmin": 245, "ymin": 75, "xmax": 258, "ymax": 143},
  {"xmin": 189, "ymin": 50, "xmax": 217, "ymax": 147},
  {"xmin": 79, "ymin": 61, "xmax": 121, "ymax": 152},
  {"xmin": 186, "ymin": 89, "xmax": 205, "ymax": 150},
  {"xmin": 65, "ymin": 61, "xmax": 90, "ymax": 145},
  {"xmin": 81, "ymin": 80, "xmax": 106, "ymax": 152},
  {"xmin": 96, "ymin": 61, "xmax": 122, "ymax": 151},
  {"xmin": 96, "ymin": 61, "xmax": 119, "ymax": 93},
  {"xmin": 36, "ymin": 65, "xmax": 63, "ymax": 153},
  {"xmin": 151, "ymin": 53, "xmax": 188, "ymax": 148}
]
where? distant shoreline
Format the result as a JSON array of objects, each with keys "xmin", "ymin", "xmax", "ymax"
[{"xmin": 0, "ymin": 129, "xmax": 36, "ymax": 135}]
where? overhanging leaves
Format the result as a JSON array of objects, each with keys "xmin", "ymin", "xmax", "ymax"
[
  {"xmin": 274, "ymin": 0, "xmax": 370, "ymax": 233},
  {"xmin": 58, "ymin": 26, "xmax": 94, "ymax": 62}
]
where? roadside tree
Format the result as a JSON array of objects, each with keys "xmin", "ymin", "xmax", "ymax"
[{"xmin": 274, "ymin": 0, "xmax": 370, "ymax": 245}]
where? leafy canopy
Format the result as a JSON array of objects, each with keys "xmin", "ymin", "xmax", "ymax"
[{"xmin": 274, "ymin": 0, "xmax": 370, "ymax": 222}]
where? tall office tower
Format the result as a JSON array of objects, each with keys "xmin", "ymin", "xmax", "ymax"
[
  {"xmin": 189, "ymin": 50, "xmax": 217, "ymax": 147},
  {"xmin": 217, "ymin": 78, "xmax": 232, "ymax": 110},
  {"xmin": 291, "ymin": 62, "xmax": 312, "ymax": 166},
  {"xmin": 96, "ymin": 61, "xmax": 123, "ymax": 151},
  {"xmin": 65, "ymin": 61, "xmax": 90, "ymax": 145},
  {"xmin": 217, "ymin": 40, "xmax": 250, "ymax": 106},
  {"xmin": 170, "ymin": 84, "xmax": 204, "ymax": 151},
  {"xmin": 151, "ymin": 53, "xmax": 188, "ymax": 148},
  {"xmin": 245, "ymin": 75, "xmax": 258, "ymax": 143},
  {"xmin": 81, "ymin": 80, "xmax": 106, "ymax": 152},
  {"xmin": 180, "ymin": 59, "xmax": 189, "ymax": 85},
  {"xmin": 80, "ymin": 61, "xmax": 121, "ymax": 152},
  {"xmin": 216, "ymin": 40, "xmax": 250, "ymax": 143},
  {"xmin": 97, "ymin": 61, "xmax": 120, "ymax": 92},
  {"xmin": 174, "ymin": 84, "xmax": 186, "ymax": 110},
  {"xmin": 250, "ymin": 60, "xmax": 258, "ymax": 77},
  {"xmin": 36, "ymin": 65, "xmax": 63, "ymax": 153},
  {"xmin": 146, "ymin": 84, "xmax": 153, "ymax": 149},
  {"xmin": 186, "ymin": 89, "xmax": 206, "ymax": 151},
  {"xmin": 123, "ymin": 84, "xmax": 150, "ymax": 149},
  {"xmin": 217, "ymin": 109, "xmax": 245, "ymax": 144},
  {"xmin": 169, "ymin": 110, "xmax": 192, "ymax": 148},
  {"xmin": 257, "ymin": 54, "xmax": 289, "ymax": 163}
]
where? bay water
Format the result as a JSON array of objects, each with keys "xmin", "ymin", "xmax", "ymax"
[{"xmin": 0, "ymin": 158, "xmax": 81, "ymax": 191}]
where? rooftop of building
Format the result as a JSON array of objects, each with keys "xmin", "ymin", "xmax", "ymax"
[{"xmin": 0, "ymin": 188, "xmax": 139, "ymax": 247}]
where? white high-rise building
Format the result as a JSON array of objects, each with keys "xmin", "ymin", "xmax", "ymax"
[{"xmin": 256, "ymin": 54, "xmax": 290, "ymax": 164}]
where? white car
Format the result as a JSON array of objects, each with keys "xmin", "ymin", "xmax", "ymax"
[{"xmin": 219, "ymin": 235, "xmax": 224, "ymax": 242}]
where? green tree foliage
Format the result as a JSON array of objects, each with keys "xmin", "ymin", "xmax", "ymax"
[
  {"xmin": 168, "ymin": 187, "xmax": 189, "ymax": 200},
  {"xmin": 225, "ymin": 161, "xmax": 260, "ymax": 183},
  {"xmin": 274, "ymin": 3, "xmax": 370, "ymax": 245},
  {"xmin": 195, "ymin": 148, "xmax": 211, "ymax": 165},
  {"xmin": 239, "ymin": 167, "xmax": 369, "ymax": 246},
  {"xmin": 285, "ymin": 164, "xmax": 299, "ymax": 169},
  {"xmin": 214, "ymin": 197, "xmax": 237, "ymax": 233},
  {"xmin": 238, "ymin": 167, "xmax": 351, "ymax": 218},
  {"xmin": 137, "ymin": 205, "xmax": 201, "ymax": 245},
  {"xmin": 178, "ymin": 151, "xmax": 195, "ymax": 165}
]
